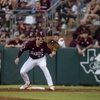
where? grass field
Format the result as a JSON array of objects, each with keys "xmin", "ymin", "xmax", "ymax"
[{"xmin": 0, "ymin": 85, "xmax": 100, "ymax": 100}]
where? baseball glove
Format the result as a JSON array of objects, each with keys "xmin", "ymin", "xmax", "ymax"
[{"xmin": 47, "ymin": 39, "xmax": 60, "ymax": 51}]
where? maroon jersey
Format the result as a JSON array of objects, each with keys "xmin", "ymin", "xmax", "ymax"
[
  {"xmin": 8, "ymin": 40, "xmax": 23, "ymax": 45},
  {"xmin": 76, "ymin": 26, "xmax": 91, "ymax": 36},
  {"xmin": 69, "ymin": 39, "xmax": 78, "ymax": 47},
  {"xmin": 18, "ymin": 40, "xmax": 52, "ymax": 59},
  {"xmin": 24, "ymin": 27, "xmax": 33, "ymax": 37},
  {"xmin": 17, "ymin": 24, "xmax": 26, "ymax": 35},
  {"xmin": 78, "ymin": 37, "xmax": 93, "ymax": 47}
]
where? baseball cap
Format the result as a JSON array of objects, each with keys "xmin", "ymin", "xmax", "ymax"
[
  {"xmin": 19, "ymin": 1, "xmax": 27, "ymax": 5},
  {"xmin": 29, "ymin": 34, "xmax": 35, "ymax": 38},
  {"xmin": 17, "ymin": 16, "xmax": 23, "ymax": 21},
  {"xmin": 37, "ymin": 31, "xmax": 44, "ymax": 37},
  {"xmin": 53, "ymin": 33, "xmax": 59, "ymax": 36}
]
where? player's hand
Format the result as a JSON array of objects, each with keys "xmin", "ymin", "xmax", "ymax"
[
  {"xmin": 15, "ymin": 57, "xmax": 19, "ymax": 65},
  {"xmin": 78, "ymin": 49, "xmax": 83, "ymax": 54},
  {"xmin": 82, "ymin": 48, "xmax": 86, "ymax": 52}
]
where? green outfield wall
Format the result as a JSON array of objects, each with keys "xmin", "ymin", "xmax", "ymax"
[{"xmin": 0, "ymin": 47, "xmax": 100, "ymax": 85}]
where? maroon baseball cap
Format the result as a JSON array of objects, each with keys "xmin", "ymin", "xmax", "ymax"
[
  {"xmin": 37, "ymin": 31, "xmax": 44, "ymax": 37},
  {"xmin": 17, "ymin": 16, "xmax": 23, "ymax": 21}
]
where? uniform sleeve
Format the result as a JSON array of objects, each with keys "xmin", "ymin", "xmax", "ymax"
[
  {"xmin": 89, "ymin": 37, "xmax": 93, "ymax": 44},
  {"xmin": 17, "ymin": 41, "xmax": 31, "ymax": 58}
]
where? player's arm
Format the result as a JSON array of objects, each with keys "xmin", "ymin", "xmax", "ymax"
[
  {"xmin": 14, "ymin": 45, "xmax": 26, "ymax": 65},
  {"xmin": 14, "ymin": 41, "xmax": 31, "ymax": 65},
  {"xmin": 15, "ymin": 57, "xmax": 19, "ymax": 65},
  {"xmin": 5, "ymin": 44, "xmax": 15, "ymax": 47},
  {"xmin": 5, "ymin": 41, "xmax": 15, "ymax": 48},
  {"xmin": 84, "ymin": 44, "xmax": 93, "ymax": 50},
  {"xmin": 76, "ymin": 44, "xmax": 83, "ymax": 55},
  {"xmin": 82, "ymin": 38, "xmax": 93, "ymax": 52}
]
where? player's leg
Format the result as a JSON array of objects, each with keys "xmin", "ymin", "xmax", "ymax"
[
  {"xmin": 37, "ymin": 56, "xmax": 55, "ymax": 90},
  {"xmin": 20, "ymin": 57, "xmax": 36, "ymax": 89}
]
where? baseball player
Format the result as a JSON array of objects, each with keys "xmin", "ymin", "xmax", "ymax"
[{"xmin": 14, "ymin": 31, "xmax": 55, "ymax": 90}]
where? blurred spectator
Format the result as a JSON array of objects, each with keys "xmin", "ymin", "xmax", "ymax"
[
  {"xmin": 11, "ymin": 0, "xmax": 18, "ymax": 9},
  {"xmin": 46, "ymin": 21, "xmax": 53, "ymax": 36},
  {"xmin": 25, "ymin": 0, "xmax": 36, "ymax": 9},
  {"xmin": 73, "ymin": 19, "xmax": 91, "ymax": 39},
  {"xmin": 20, "ymin": 22, "xmax": 32, "ymax": 39},
  {"xmin": 15, "ymin": 1, "xmax": 31, "ymax": 15},
  {"xmin": 69, "ymin": 32, "xmax": 79, "ymax": 47},
  {"xmin": 83, "ymin": 0, "xmax": 100, "ymax": 22},
  {"xmin": 5, "ymin": 5, "xmax": 13, "ymax": 27},
  {"xmin": 40, "ymin": 0, "xmax": 51, "ymax": 10},
  {"xmin": 93, "ymin": 27, "xmax": 100, "ymax": 48},
  {"xmin": 7, "ymin": 0, "xmax": 18, "ymax": 9},
  {"xmin": 32, "ymin": 1, "xmax": 45, "ymax": 23},
  {"xmin": 35, "ymin": 22, "xmax": 43, "ymax": 34},
  {"xmin": 46, "ymin": 20, "xmax": 61, "ymax": 36},
  {"xmin": 0, "ymin": 0, "xmax": 15, "ymax": 27},
  {"xmin": 0, "ymin": 16, "xmax": 4, "ymax": 24},
  {"xmin": 5, "ymin": 31, "xmax": 24, "ymax": 47},
  {"xmin": 0, "ymin": 28, "xmax": 9, "ymax": 39},
  {"xmin": 76, "ymin": 30, "xmax": 93, "ymax": 56},
  {"xmin": 0, "ymin": 0, "xmax": 8, "ymax": 10},
  {"xmin": 0, "ymin": 28, "xmax": 10, "ymax": 44},
  {"xmin": 28, "ymin": 28, "xmax": 36, "ymax": 38},
  {"xmin": 55, "ymin": 0, "xmax": 77, "ymax": 29},
  {"xmin": 67, "ymin": 1, "xmax": 77, "ymax": 29},
  {"xmin": 0, "ymin": 0, "xmax": 18, "ymax": 9},
  {"xmin": 53, "ymin": 20, "xmax": 62, "ymax": 34},
  {"xmin": 60, "ymin": 20, "xmax": 67, "ymax": 34},
  {"xmin": 55, "ymin": 1, "xmax": 67, "ymax": 22},
  {"xmin": 0, "ymin": 22, "xmax": 4, "ymax": 35},
  {"xmin": 16, "ymin": 16, "xmax": 26, "ymax": 38},
  {"xmin": 24, "ymin": 30, "xmax": 36, "ymax": 44},
  {"xmin": 79, "ymin": 0, "xmax": 91, "ymax": 9},
  {"xmin": 53, "ymin": 33, "xmax": 66, "ymax": 48}
]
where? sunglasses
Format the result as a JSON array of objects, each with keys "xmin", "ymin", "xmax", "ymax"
[{"xmin": 37, "ymin": 37, "xmax": 44, "ymax": 41}]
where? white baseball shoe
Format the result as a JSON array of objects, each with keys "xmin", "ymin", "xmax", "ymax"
[
  {"xmin": 20, "ymin": 83, "xmax": 30, "ymax": 90},
  {"xmin": 49, "ymin": 86, "xmax": 55, "ymax": 91}
]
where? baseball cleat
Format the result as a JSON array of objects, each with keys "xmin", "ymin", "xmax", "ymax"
[
  {"xmin": 49, "ymin": 86, "xmax": 55, "ymax": 91},
  {"xmin": 20, "ymin": 83, "xmax": 30, "ymax": 90}
]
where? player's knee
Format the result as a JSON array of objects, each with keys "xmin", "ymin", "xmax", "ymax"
[{"xmin": 20, "ymin": 70, "xmax": 25, "ymax": 76}]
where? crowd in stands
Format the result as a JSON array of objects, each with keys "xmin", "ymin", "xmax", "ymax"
[{"xmin": 0, "ymin": 0, "xmax": 99, "ymax": 52}]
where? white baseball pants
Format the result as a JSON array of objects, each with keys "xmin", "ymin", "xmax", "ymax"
[{"xmin": 20, "ymin": 56, "xmax": 53, "ymax": 86}]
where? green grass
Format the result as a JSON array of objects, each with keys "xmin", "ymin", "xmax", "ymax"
[{"xmin": 0, "ymin": 85, "xmax": 100, "ymax": 100}]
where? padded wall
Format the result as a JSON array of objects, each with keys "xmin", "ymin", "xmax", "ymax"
[
  {"xmin": 56, "ymin": 48, "xmax": 80, "ymax": 85},
  {"xmin": 1, "ymin": 47, "xmax": 100, "ymax": 85},
  {"xmin": 1, "ymin": 48, "xmax": 34, "ymax": 84}
]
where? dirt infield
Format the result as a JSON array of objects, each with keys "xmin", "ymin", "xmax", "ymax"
[
  {"xmin": 0, "ymin": 88, "xmax": 100, "ymax": 92},
  {"xmin": 0, "ymin": 97, "xmax": 33, "ymax": 100},
  {"xmin": 0, "ymin": 88, "xmax": 100, "ymax": 100}
]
